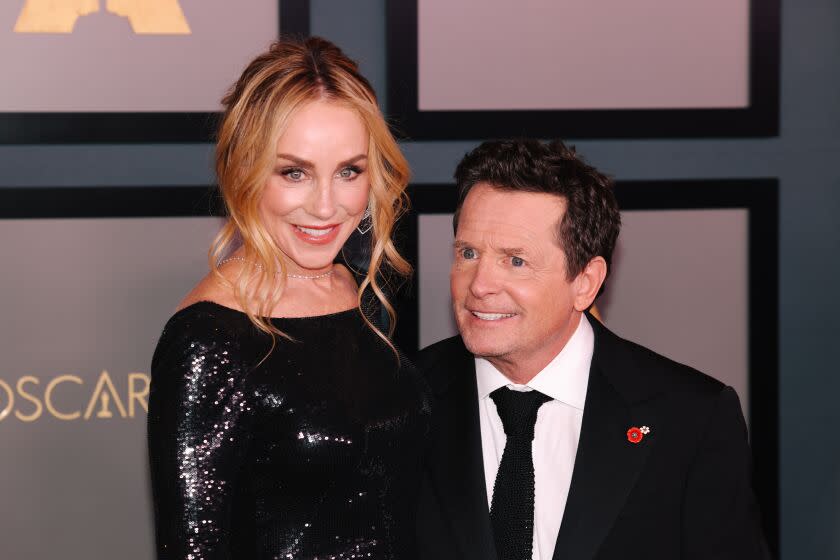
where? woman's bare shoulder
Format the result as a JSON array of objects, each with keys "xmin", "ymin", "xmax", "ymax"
[{"xmin": 177, "ymin": 270, "xmax": 241, "ymax": 313}]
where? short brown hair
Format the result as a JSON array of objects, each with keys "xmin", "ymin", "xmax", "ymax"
[{"xmin": 453, "ymin": 139, "xmax": 621, "ymax": 290}]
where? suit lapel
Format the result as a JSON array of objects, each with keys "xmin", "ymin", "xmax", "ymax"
[
  {"xmin": 426, "ymin": 341, "xmax": 497, "ymax": 560},
  {"xmin": 552, "ymin": 320, "xmax": 657, "ymax": 560}
]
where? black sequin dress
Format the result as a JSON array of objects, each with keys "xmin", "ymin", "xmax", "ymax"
[{"xmin": 148, "ymin": 301, "xmax": 430, "ymax": 560}]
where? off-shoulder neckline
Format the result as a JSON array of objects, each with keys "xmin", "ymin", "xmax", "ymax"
[{"xmin": 172, "ymin": 300, "xmax": 361, "ymax": 322}]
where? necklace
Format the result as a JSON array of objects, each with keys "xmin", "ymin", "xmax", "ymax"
[{"xmin": 218, "ymin": 256, "xmax": 335, "ymax": 279}]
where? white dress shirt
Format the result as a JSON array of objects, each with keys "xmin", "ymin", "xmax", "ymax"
[{"xmin": 476, "ymin": 314, "xmax": 594, "ymax": 560}]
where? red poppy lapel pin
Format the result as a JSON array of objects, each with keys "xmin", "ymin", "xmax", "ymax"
[{"xmin": 626, "ymin": 425, "xmax": 650, "ymax": 444}]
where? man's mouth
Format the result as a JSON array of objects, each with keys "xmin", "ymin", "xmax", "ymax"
[{"xmin": 471, "ymin": 311, "xmax": 516, "ymax": 321}]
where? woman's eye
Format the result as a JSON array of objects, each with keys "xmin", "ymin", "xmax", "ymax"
[
  {"xmin": 511, "ymin": 256, "xmax": 525, "ymax": 267},
  {"xmin": 338, "ymin": 166, "xmax": 361, "ymax": 180},
  {"xmin": 461, "ymin": 248, "xmax": 477, "ymax": 260},
  {"xmin": 281, "ymin": 168, "xmax": 305, "ymax": 181}
]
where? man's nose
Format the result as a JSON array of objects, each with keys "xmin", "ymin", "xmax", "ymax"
[
  {"xmin": 307, "ymin": 180, "xmax": 337, "ymax": 221},
  {"xmin": 469, "ymin": 258, "xmax": 501, "ymax": 298}
]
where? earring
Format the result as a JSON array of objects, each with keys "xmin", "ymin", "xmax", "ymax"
[{"xmin": 357, "ymin": 206, "xmax": 372, "ymax": 234}]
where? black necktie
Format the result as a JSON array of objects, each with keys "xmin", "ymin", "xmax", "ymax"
[{"xmin": 489, "ymin": 387, "xmax": 552, "ymax": 560}]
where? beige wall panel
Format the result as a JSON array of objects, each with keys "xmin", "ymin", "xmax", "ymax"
[
  {"xmin": 0, "ymin": 0, "xmax": 277, "ymax": 111},
  {"xmin": 0, "ymin": 216, "xmax": 223, "ymax": 559},
  {"xmin": 419, "ymin": 0, "xmax": 749, "ymax": 110}
]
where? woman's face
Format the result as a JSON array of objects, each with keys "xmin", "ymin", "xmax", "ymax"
[{"xmin": 260, "ymin": 99, "xmax": 371, "ymax": 274}]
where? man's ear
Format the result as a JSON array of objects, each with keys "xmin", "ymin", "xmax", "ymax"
[{"xmin": 573, "ymin": 257, "xmax": 607, "ymax": 312}]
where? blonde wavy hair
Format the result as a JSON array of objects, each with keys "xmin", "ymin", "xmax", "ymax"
[{"xmin": 210, "ymin": 37, "xmax": 411, "ymax": 348}]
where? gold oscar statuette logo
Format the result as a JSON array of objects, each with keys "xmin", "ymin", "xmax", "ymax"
[
  {"xmin": 14, "ymin": 0, "xmax": 191, "ymax": 35},
  {"xmin": 0, "ymin": 371, "xmax": 149, "ymax": 422},
  {"xmin": 97, "ymin": 391, "xmax": 113, "ymax": 418}
]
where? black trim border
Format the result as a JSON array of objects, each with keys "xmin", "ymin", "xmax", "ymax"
[
  {"xmin": 386, "ymin": 0, "xmax": 780, "ymax": 139},
  {"xmin": 394, "ymin": 179, "xmax": 780, "ymax": 556},
  {"xmin": 0, "ymin": 185, "xmax": 223, "ymax": 218},
  {"xmin": 0, "ymin": 1, "xmax": 310, "ymax": 144}
]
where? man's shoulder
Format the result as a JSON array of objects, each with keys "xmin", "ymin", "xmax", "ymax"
[
  {"xmin": 418, "ymin": 335, "xmax": 467, "ymax": 367},
  {"xmin": 594, "ymin": 319, "xmax": 727, "ymax": 400},
  {"xmin": 417, "ymin": 335, "xmax": 471, "ymax": 393}
]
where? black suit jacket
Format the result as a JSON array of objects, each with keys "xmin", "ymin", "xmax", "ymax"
[{"xmin": 416, "ymin": 315, "xmax": 769, "ymax": 560}]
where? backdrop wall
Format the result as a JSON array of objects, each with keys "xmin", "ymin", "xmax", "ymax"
[{"xmin": 0, "ymin": 0, "xmax": 837, "ymax": 558}]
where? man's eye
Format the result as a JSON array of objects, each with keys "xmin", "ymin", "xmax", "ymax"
[
  {"xmin": 511, "ymin": 256, "xmax": 525, "ymax": 267},
  {"xmin": 461, "ymin": 248, "xmax": 477, "ymax": 260}
]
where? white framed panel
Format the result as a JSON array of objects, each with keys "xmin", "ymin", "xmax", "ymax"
[{"xmin": 387, "ymin": 0, "xmax": 780, "ymax": 138}]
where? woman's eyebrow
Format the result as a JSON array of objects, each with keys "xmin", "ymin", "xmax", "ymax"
[
  {"xmin": 275, "ymin": 154, "xmax": 368, "ymax": 168},
  {"xmin": 337, "ymin": 154, "xmax": 368, "ymax": 167},
  {"xmin": 275, "ymin": 154, "xmax": 314, "ymax": 168}
]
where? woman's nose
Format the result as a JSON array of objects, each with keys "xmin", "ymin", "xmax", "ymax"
[{"xmin": 307, "ymin": 180, "xmax": 337, "ymax": 220}]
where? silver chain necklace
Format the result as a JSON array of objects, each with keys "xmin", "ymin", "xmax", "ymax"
[{"xmin": 218, "ymin": 256, "xmax": 335, "ymax": 279}]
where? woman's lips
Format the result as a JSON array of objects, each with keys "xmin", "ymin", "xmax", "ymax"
[{"xmin": 292, "ymin": 224, "xmax": 340, "ymax": 245}]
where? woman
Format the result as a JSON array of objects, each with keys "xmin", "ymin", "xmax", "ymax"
[{"xmin": 148, "ymin": 37, "xmax": 429, "ymax": 559}]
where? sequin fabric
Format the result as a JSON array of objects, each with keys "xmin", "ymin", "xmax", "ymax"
[{"xmin": 148, "ymin": 302, "xmax": 431, "ymax": 560}]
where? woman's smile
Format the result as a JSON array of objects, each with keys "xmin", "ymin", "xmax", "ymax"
[{"xmin": 291, "ymin": 223, "xmax": 341, "ymax": 245}]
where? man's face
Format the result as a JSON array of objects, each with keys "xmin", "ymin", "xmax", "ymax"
[{"xmin": 451, "ymin": 183, "xmax": 584, "ymax": 378}]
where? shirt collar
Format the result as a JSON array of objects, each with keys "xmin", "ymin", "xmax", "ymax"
[{"xmin": 474, "ymin": 314, "xmax": 594, "ymax": 410}]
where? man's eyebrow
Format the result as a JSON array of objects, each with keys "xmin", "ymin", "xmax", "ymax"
[{"xmin": 453, "ymin": 240, "xmax": 526, "ymax": 255}]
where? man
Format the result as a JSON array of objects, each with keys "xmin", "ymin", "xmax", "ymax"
[{"xmin": 416, "ymin": 139, "xmax": 768, "ymax": 560}]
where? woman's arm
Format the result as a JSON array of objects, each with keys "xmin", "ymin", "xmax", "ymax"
[{"xmin": 148, "ymin": 310, "xmax": 251, "ymax": 559}]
